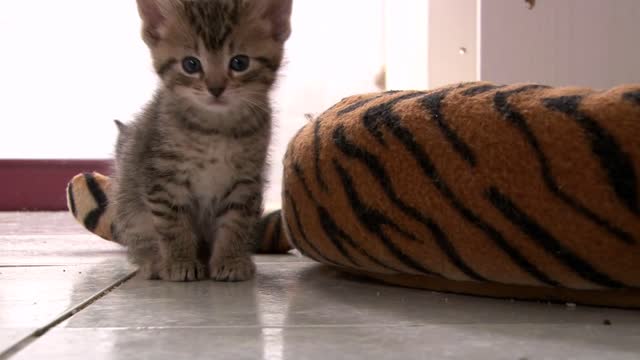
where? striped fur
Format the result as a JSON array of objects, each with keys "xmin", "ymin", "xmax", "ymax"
[
  {"xmin": 66, "ymin": 172, "xmax": 291, "ymax": 254},
  {"xmin": 282, "ymin": 81, "xmax": 640, "ymax": 307}
]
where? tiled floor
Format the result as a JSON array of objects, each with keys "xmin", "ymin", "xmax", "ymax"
[{"xmin": 1, "ymin": 212, "xmax": 639, "ymax": 359}]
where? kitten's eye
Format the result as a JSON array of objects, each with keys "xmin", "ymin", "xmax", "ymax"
[
  {"xmin": 229, "ymin": 55, "xmax": 250, "ymax": 72},
  {"xmin": 182, "ymin": 56, "xmax": 202, "ymax": 74}
]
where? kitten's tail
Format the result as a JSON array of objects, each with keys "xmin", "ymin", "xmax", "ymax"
[{"xmin": 66, "ymin": 172, "xmax": 293, "ymax": 254}]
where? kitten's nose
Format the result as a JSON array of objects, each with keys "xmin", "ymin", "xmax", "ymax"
[{"xmin": 208, "ymin": 86, "xmax": 226, "ymax": 98}]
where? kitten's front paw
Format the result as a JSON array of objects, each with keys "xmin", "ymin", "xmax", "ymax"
[
  {"xmin": 137, "ymin": 262, "xmax": 161, "ymax": 280},
  {"xmin": 209, "ymin": 256, "xmax": 256, "ymax": 282},
  {"xmin": 160, "ymin": 260, "xmax": 207, "ymax": 282}
]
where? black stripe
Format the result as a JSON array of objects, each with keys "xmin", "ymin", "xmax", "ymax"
[
  {"xmin": 494, "ymin": 90, "xmax": 635, "ymax": 245},
  {"xmin": 623, "ymin": 90, "xmax": 640, "ymax": 106},
  {"xmin": 317, "ymin": 205, "xmax": 404, "ymax": 273},
  {"xmin": 110, "ymin": 223, "xmax": 120, "ymax": 243},
  {"xmin": 221, "ymin": 178, "xmax": 258, "ymax": 201},
  {"xmin": 83, "ymin": 173, "xmax": 108, "ymax": 232},
  {"xmin": 180, "ymin": 115, "xmax": 221, "ymax": 135},
  {"xmin": 157, "ymin": 58, "xmax": 177, "ymax": 76},
  {"xmin": 486, "ymin": 187, "xmax": 625, "ymax": 288},
  {"xmin": 153, "ymin": 150, "xmax": 183, "ymax": 162},
  {"xmin": 216, "ymin": 202, "xmax": 253, "ymax": 218},
  {"xmin": 336, "ymin": 91, "xmax": 405, "ymax": 117},
  {"xmin": 230, "ymin": 119, "xmax": 268, "ymax": 139},
  {"xmin": 67, "ymin": 182, "xmax": 77, "ymax": 217},
  {"xmin": 84, "ymin": 210, "xmax": 102, "ymax": 232},
  {"xmin": 146, "ymin": 197, "xmax": 179, "ymax": 212},
  {"xmin": 362, "ymin": 102, "xmax": 559, "ymax": 286},
  {"xmin": 420, "ymin": 90, "xmax": 476, "ymax": 166},
  {"xmin": 147, "ymin": 184, "xmax": 166, "ymax": 197},
  {"xmin": 149, "ymin": 168, "xmax": 192, "ymax": 189},
  {"xmin": 284, "ymin": 192, "xmax": 344, "ymax": 267},
  {"xmin": 255, "ymin": 57, "xmax": 278, "ymax": 72},
  {"xmin": 290, "ymin": 167, "xmax": 365, "ymax": 268},
  {"xmin": 272, "ymin": 212, "xmax": 283, "ymax": 252},
  {"xmin": 332, "ymin": 160, "xmax": 443, "ymax": 276},
  {"xmin": 282, "ymin": 213, "xmax": 308, "ymax": 257},
  {"xmin": 150, "ymin": 209, "xmax": 177, "ymax": 222},
  {"xmin": 363, "ymin": 92, "xmax": 427, "ymax": 146},
  {"xmin": 333, "ymin": 125, "xmax": 486, "ymax": 281},
  {"xmin": 461, "ymin": 84, "xmax": 506, "ymax": 97},
  {"xmin": 315, "ymin": 97, "xmax": 352, "ymax": 120},
  {"xmin": 84, "ymin": 173, "xmax": 108, "ymax": 209},
  {"xmin": 292, "ymin": 165, "xmax": 405, "ymax": 272},
  {"xmin": 337, "ymin": 95, "xmax": 384, "ymax": 116},
  {"xmin": 313, "ymin": 121, "xmax": 328, "ymax": 192},
  {"xmin": 256, "ymin": 211, "xmax": 280, "ymax": 253},
  {"xmin": 543, "ymin": 95, "xmax": 639, "ymax": 215}
]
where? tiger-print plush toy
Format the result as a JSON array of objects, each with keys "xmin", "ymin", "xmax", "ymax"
[{"xmin": 68, "ymin": 81, "xmax": 640, "ymax": 308}]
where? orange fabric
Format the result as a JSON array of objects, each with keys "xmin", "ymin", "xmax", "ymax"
[{"xmin": 282, "ymin": 82, "xmax": 640, "ymax": 307}]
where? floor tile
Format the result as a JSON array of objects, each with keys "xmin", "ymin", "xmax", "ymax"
[
  {"xmin": 0, "ymin": 261, "xmax": 134, "ymax": 328},
  {"xmin": 62, "ymin": 262, "xmax": 640, "ymax": 329},
  {"xmin": 0, "ymin": 212, "xmax": 85, "ymax": 236},
  {"xmin": 0, "ymin": 212, "xmax": 124, "ymax": 267},
  {"xmin": 2, "ymin": 212, "xmax": 640, "ymax": 360},
  {"xmin": 0, "ymin": 235, "xmax": 125, "ymax": 266},
  {"xmin": 0, "ymin": 329, "xmax": 34, "ymax": 353},
  {"xmin": 13, "ymin": 324, "xmax": 640, "ymax": 360}
]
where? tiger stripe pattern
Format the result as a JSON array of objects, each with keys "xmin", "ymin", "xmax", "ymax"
[
  {"xmin": 282, "ymin": 81, "xmax": 640, "ymax": 294},
  {"xmin": 66, "ymin": 172, "xmax": 291, "ymax": 254}
]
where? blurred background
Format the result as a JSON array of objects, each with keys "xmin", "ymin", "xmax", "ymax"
[{"xmin": 1, "ymin": 0, "xmax": 639, "ymax": 208}]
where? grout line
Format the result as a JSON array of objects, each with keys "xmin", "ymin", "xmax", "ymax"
[
  {"xmin": 0, "ymin": 270, "xmax": 137, "ymax": 360},
  {"xmin": 51, "ymin": 324, "xmax": 460, "ymax": 330},
  {"xmin": 0, "ymin": 234, "xmax": 112, "ymax": 239},
  {"xmin": 0, "ymin": 265, "xmax": 64, "ymax": 268}
]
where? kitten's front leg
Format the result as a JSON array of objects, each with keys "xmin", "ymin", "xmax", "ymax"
[
  {"xmin": 148, "ymin": 195, "xmax": 206, "ymax": 282},
  {"xmin": 113, "ymin": 212, "xmax": 162, "ymax": 280},
  {"xmin": 209, "ymin": 183, "xmax": 261, "ymax": 282}
]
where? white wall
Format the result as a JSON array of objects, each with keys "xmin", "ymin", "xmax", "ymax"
[
  {"xmin": 0, "ymin": 1, "xmax": 156, "ymax": 159},
  {"xmin": 384, "ymin": 0, "xmax": 640, "ymax": 90},
  {"xmin": 383, "ymin": 0, "xmax": 478, "ymax": 90},
  {"xmin": 428, "ymin": 0, "xmax": 477, "ymax": 89},
  {"xmin": 0, "ymin": 0, "xmax": 385, "ymax": 207},
  {"xmin": 384, "ymin": 0, "xmax": 430, "ymax": 90},
  {"xmin": 479, "ymin": 0, "xmax": 640, "ymax": 88},
  {"xmin": 268, "ymin": 0, "xmax": 385, "ymax": 205}
]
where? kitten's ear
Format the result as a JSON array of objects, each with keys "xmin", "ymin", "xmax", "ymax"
[
  {"xmin": 136, "ymin": 0, "xmax": 173, "ymax": 45},
  {"xmin": 114, "ymin": 120, "xmax": 127, "ymax": 133},
  {"xmin": 264, "ymin": 0, "xmax": 293, "ymax": 43}
]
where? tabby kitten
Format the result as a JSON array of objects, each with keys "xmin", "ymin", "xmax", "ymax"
[{"xmin": 112, "ymin": 0, "xmax": 292, "ymax": 282}]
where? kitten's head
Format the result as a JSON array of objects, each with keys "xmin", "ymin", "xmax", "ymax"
[{"xmin": 136, "ymin": 0, "xmax": 292, "ymax": 113}]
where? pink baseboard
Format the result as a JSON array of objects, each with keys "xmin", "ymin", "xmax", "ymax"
[{"xmin": 0, "ymin": 160, "xmax": 113, "ymax": 211}]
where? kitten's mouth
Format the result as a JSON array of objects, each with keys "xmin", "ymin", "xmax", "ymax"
[{"xmin": 207, "ymin": 97, "xmax": 228, "ymax": 106}]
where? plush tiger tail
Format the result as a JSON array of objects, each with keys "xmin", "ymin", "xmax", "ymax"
[
  {"xmin": 66, "ymin": 172, "xmax": 115, "ymax": 242},
  {"xmin": 66, "ymin": 172, "xmax": 293, "ymax": 254}
]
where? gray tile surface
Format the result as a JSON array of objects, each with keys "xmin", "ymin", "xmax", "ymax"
[
  {"xmin": 0, "ymin": 262, "xmax": 134, "ymax": 328},
  {"xmin": 0, "ymin": 330, "xmax": 33, "ymax": 354},
  {"xmin": 63, "ymin": 263, "xmax": 640, "ymax": 329},
  {"xmin": 1, "ymin": 212, "xmax": 640, "ymax": 360},
  {"xmin": 0, "ymin": 212, "xmax": 135, "ymax": 359},
  {"xmin": 13, "ymin": 325, "xmax": 640, "ymax": 360},
  {"xmin": 0, "ymin": 235, "xmax": 125, "ymax": 266},
  {"xmin": 0, "ymin": 212, "xmax": 89, "ymax": 236}
]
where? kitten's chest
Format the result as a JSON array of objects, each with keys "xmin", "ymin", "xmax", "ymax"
[{"xmin": 180, "ymin": 137, "xmax": 242, "ymax": 199}]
